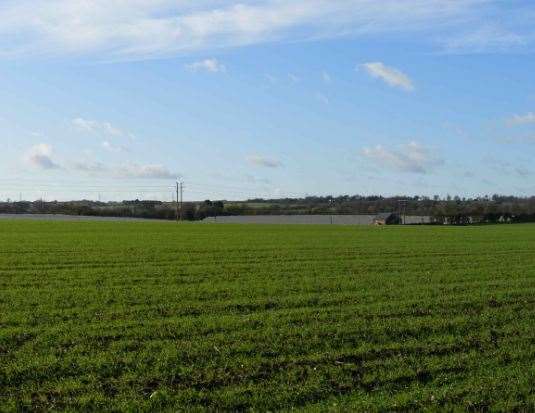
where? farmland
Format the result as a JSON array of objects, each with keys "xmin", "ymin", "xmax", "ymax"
[{"xmin": 1, "ymin": 221, "xmax": 535, "ymax": 411}]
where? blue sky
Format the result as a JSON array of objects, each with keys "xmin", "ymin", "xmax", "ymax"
[{"xmin": 1, "ymin": 0, "xmax": 535, "ymax": 201}]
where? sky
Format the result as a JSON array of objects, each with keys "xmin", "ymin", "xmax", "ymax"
[{"xmin": 1, "ymin": 0, "xmax": 535, "ymax": 201}]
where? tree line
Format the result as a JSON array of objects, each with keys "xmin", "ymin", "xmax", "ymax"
[{"xmin": 1, "ymin": 195, "xmax": 535, "ymax": 224}]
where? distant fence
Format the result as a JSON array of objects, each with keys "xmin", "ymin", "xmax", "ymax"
[{"xmin": 203, "ymin": 215, "xmax": 432, "ymax": 225}]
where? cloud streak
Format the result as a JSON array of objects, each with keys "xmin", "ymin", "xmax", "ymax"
[
  {"xmin": 73, "ymin": 161, "xmax": 177, "ymax": 179},
  {"xmin": 72, "ymin": 117, "xmax": 132, "ymax": 139},
  {"xmin": 20, "ymin": 143, "xmax": 175, "ymax": 179},
  {"xmin": 186, "ymin": 58, "xmax": 226, "ymax": 73},
  {"xmin": 116, "ymin": 164, "xmax": 176, "ymax": 179},
  {"xmin": 247, "ymin": 155, "xmax": 282, "ymax": 168},
  {"xmin": 362, "ymin": 141, "xmax": 443, "ymax": 174},
  {"xmin": 0, "ymin": 0, "xmax": 513, "ymax": 60},
  {"xmin": 101, "ymin": 140, "xmax": 129, "ymax": 153},
  {"xmin": 508, "ymin": 112, "xmax": 535, "ymax": 126},
  {"xmin": 361, "ymin": 62, "xmax": 414, "ymax": 91},
  {"xmin": 440, "ymin": 26, "xmax": 527, "ymax": 54}
]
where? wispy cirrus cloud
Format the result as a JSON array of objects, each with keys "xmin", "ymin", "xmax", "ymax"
[
  {"xmin": 73, "ymin": 161, "xmax": 108, "ymax": 174},
  {"xmin": 361, "ymin": 62, "xmax": 414, "ymax": 91},
  {"xmin": 73, "ymin": 161, "xmax": 176, "ymax": 179},
  {"xmin": 482, "ymin": 156, "xmax": 532, "ymax": 178},
  {"xmin": 361, "ymin": 141, "xmax": 443, "ymax": 174},
  {"xmin": 440, "ymin": 25, "xmax": 527, "ymax": 54},
  {"xmin": 186, "ymin": 58, "xmax": 226, "ymax": 73},
  {"xmin": 116, "ymin": 163, "xmax": 177, "ymax": 179},
  {"xmin": 72, "ymin": 117, "xmax": 133, "ymax": 139},
  {"xmin": 247, "ymin": 155, "xmax": 282, "ymax": 168},
  {"xmin": 0, "ymin": 0, "xmax": 524, "ymax": 60},
  {"xmin": 101, "ymin": 140, "xmax": 129, "ymax": 153},
  {"xmin": 507, "ymin": 112, "xmax": 535, "ymax": 126}
]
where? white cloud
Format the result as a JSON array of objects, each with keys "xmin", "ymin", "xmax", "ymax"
[
  {"xmin": 102, "ymin": 140, "xmax": 129, "ymax": 153},
  {"xmin": 322, "ymin": 71, "xmax": 332, "ymax": 84},
  {"xmin": 72, "ymin": 117, "xmax": 129, "ymax": 138},
  {"xmin": 186, "ymin": 58, "xmax": 226, "ymax": 73},
  {"xmin": 0, "ymin": 0, "xmax": 497, "ymax": 60},
  {"xmin": 508, "ymin": 112, "xmax": 535, "ymax": 126},
  {"xmin": 73, "ymin": 161, "xmax": 108, "ymax": 173},
  {"xmin": 116, "ymin": 163, "xmax": 176, "ymax": 179},
  {"xmin": 24, "ymin": 144, "xmax": 60, "ymax": 170},
  {"xmin": 74, "ymin": 161, "xmax": 176, "ymax": 179},
  {"xmin": 247, "ymin": 155, "xmax": 282, "ymax": 168},
  {"xmin": 361, "ymin": 62, "xmax": 414, "ymax": 91},
  {"xmin": 441, "ymin": 26, "xmax": 526, "ymax": 54},
  {"xmin": 361, "ymin": 141, "xmax": 442, "ymax": 174}
]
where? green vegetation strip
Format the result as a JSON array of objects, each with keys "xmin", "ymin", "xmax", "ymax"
[{"xmin": 1, "ymin": 221, "xmax": 534, "ymax": 411}]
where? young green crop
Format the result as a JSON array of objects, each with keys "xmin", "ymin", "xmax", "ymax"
[{"xmin": 1, "ymin": 221, "xmax": 534, "ymax": 411}]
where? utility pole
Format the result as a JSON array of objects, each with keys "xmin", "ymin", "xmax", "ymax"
[
  {"xmin": 176, "ymin": 181, "xmax": 184, "ymax": 222},
  {"xmin": 176, "ymin": 181, "xmax": 180, "ymax": 222},
  {"xmin": 180, "ymin": 181, "xmax": 184, "ymax": 221},
  {"xmin": 398, "ymin": 199, "xmax": 408, "ymax": 225}
]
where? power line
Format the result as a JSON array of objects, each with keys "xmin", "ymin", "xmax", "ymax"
[{"xmin": 0, "ymin": 177, "xmax": 293, "ymax": 202}]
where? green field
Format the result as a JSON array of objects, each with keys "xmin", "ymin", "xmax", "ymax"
[{"xmin": 1, "ymin": 221, "xmax": 535, "ymax": 411}]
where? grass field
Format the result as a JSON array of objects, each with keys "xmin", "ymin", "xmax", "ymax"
[{"xmin": 1, "ymin": 221, "xmax": 535, "ymax": 411}]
